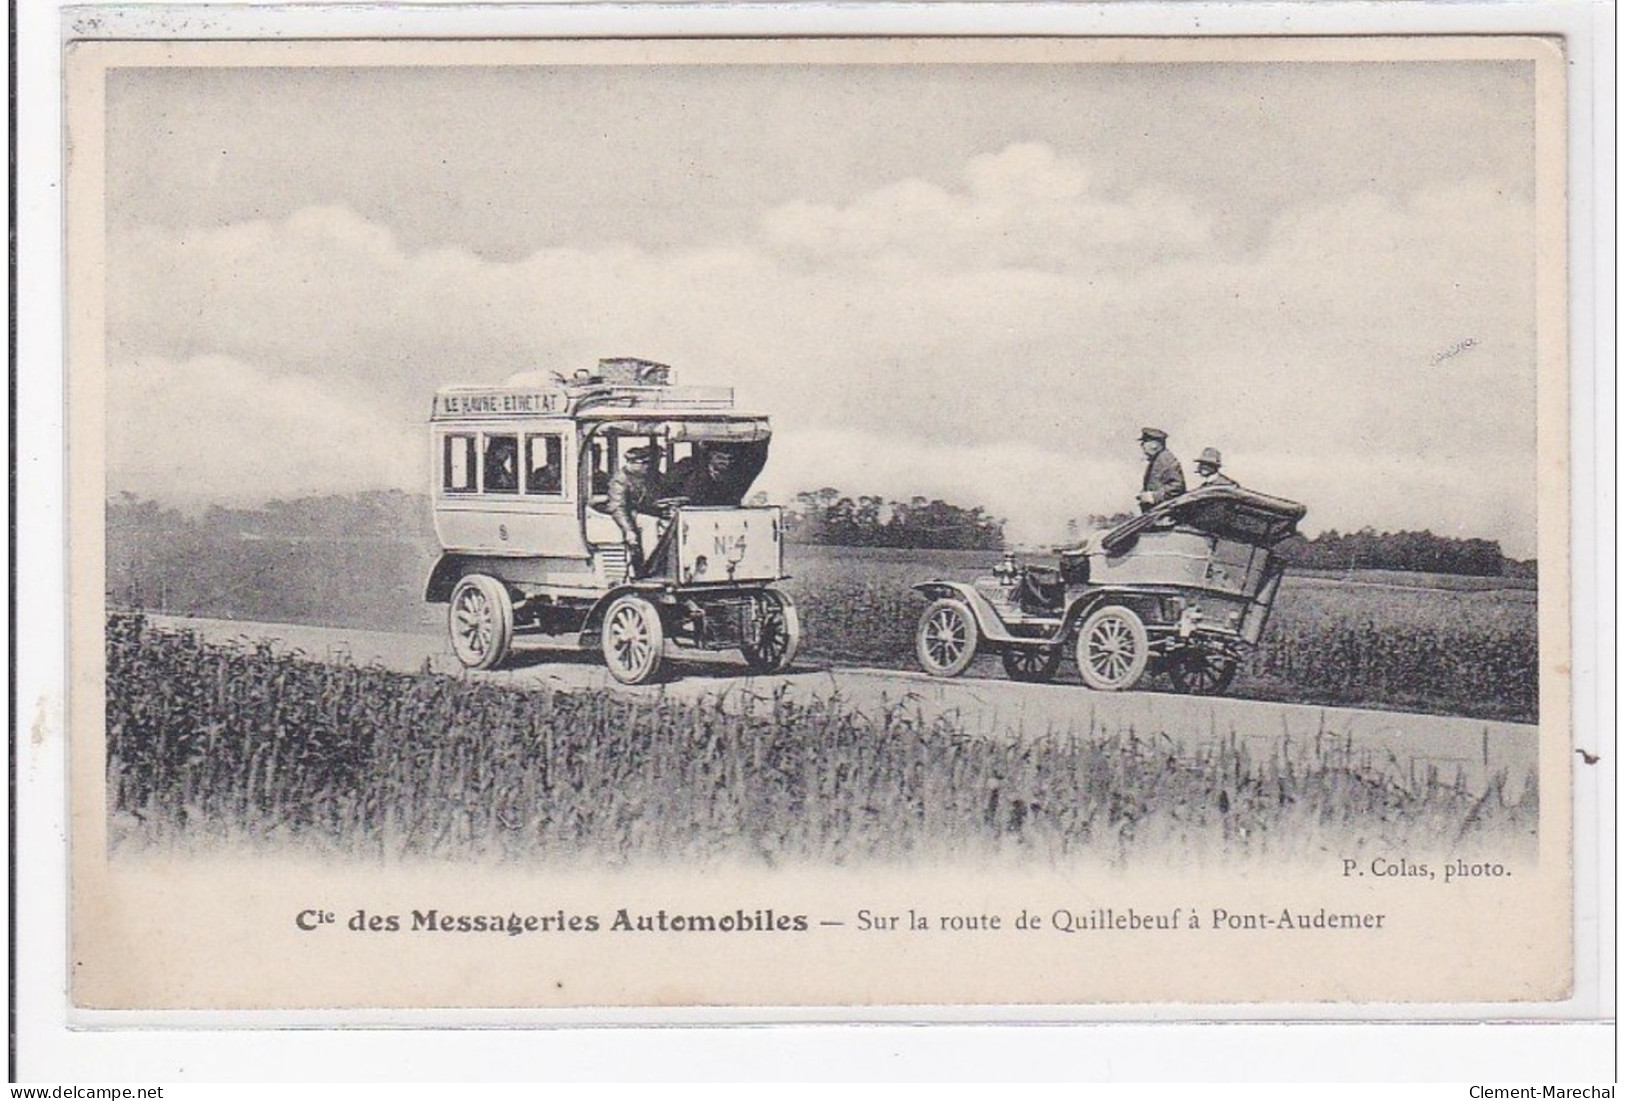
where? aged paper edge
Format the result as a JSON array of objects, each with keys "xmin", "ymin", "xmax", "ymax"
[{"xmin": 57, "ymin": 29, "xmax": 1586, "ymax": 1025}]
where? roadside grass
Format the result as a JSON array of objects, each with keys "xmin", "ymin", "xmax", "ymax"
[{"xmin": 107, "ymin": 616, "xmax": 1536, "ymax": 865}]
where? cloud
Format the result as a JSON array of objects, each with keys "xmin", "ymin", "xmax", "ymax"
[
  {"xmin": 760, "ymin": 142, "xmax": 1212, "ymax": 269},
  {"xmin": 103, "ymin": 145, "xmax": 1540, "ymax": 554},
  {"xmin": 108, "ymin": 355, "xmax": 421, "ymax": 503}
]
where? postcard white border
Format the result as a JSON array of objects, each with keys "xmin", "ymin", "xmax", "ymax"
[{"xmin": 16, "ymin": 0, "xmax": 1616, "ymax": 1082}]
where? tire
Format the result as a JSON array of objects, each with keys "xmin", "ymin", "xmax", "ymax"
[
  {"xmin": 1168, "ymin": 648, "xmax": 1239, "ymax": 696},
  {"xmin": 741, "ymin": 590, "xmax": 801, "ymax": 674},
  {"xmin": 601, "ymin": 594, "xmax": 666, "ymax": 684},
  {"xmin": 1075, "ymin": 604, "xmax": 1149, "ymax": 691},
  {"xmin": 448, "ymin": 574, "xmax": 515, "ymax": 671},
  {"xmin": 916, "ymin": 598, "xmax": 979, "ymax": 678},
  {"xmin": 1002, "ymin": 646, "xmax": 1061, "ymax": 683}
]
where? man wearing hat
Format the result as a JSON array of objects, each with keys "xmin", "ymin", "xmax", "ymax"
[
  {"xmin": 606, "ymin": 444, "xmax": 662, "ymax": 575},
  {"xmin": 1195, "ymin": 447, "xmax": 1237, "ymax": 489},
  {"xmin": 668, "ymin": 444, "xmax": 740, "ymax": 507},
  {"xmin": 1136, "ymin": 428, "xmax": 1186, "ymax": 512}
]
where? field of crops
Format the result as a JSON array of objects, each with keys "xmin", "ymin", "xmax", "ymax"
[
  {"xmin": 1248, "ymin": 578, "xmax": 1538, "ymax": 721},
  {"xmin": 1288, "ymin": 567, "xmax": 1537, "ymax": 592},
  {"xmin": 106, "ymin": 615, "xmax": 1536, "ymax": 865},
  {"xmin": 779, "ymin": 545, "xmax": 1540, "ymax": 723}
]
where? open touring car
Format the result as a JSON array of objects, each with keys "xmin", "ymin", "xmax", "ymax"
[
  {"xmin": 912, "ymin": 485, "xmax": 1307, "ymax": 694},
  {"xmin": 425, "ymin": 357, "xmax": 798, "ymax": 684}
]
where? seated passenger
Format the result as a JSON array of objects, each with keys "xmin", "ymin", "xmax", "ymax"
[
  {"xmin": 666, "ymin": 445, "xmax": 741, "ymax": 507},
  {"xmin": 1195, "ymin": 447, "xmax": 1238, "ymax": 488},
  {"xmin": 483, "ymin": 435, "xmax": 520, "ymax": 494}
]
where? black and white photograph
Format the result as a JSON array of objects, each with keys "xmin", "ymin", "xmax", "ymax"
[{"xmin": 63, "ymin": 32, "xmax": 1576, "ymax": 1012}]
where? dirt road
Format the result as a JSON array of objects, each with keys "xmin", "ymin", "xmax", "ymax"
[{"xmin": 145, "ymin": 614, "xmax": 1539, "ymax": 790}]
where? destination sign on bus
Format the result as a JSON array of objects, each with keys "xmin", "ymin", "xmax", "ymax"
[{"xmin": 436, "ymin": 390, "xmax": 566, "ymax": 418}]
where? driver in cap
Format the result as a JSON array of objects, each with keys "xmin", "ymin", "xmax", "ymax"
[{"xmin": 607, "ymin": 445, "xmax": 662, "ymax": 575}]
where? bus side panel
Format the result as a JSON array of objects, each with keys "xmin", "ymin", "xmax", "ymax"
[{"xmin": 434, "ymin": 500, "xmax": 588, "ymax": 558}]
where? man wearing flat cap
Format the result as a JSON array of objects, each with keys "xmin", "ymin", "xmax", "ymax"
[
  {"xmin": 1195, "ymin": 447, "xmax": 1237, "ymax": 489},
  {"xmin": 607, "ymin": 444, "xmax": 662, "ymax": 575},
  {"xmin": 1136, "ymin": 427, "xmax": 1186, "ymax": 512}
]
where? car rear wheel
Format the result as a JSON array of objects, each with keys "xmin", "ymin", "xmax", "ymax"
[
  {"xmin": 741, "ymin": 590, "xmax": 801, "ymax": 674},
  {"xmin": 916, "ymin": 598, "xmax": 979, "ymax": 678},
  {"xmin": 1168, "ymin": 648, "xmax": 1239, "ymax": 696},
  {"xmin": 448, "ymin": 574, "xmax": 515, "ymax": 671},
  {"xmin": 602, "ymin": 595, "xmax": 666, "ymax": 684},
  {"xmin": 1075, "ymin": 605, "xmax": 1149, "ymax": 691},
  {"xmin": 1001, "ymin": 646, "xmax": 1061, "ymax": 683}
]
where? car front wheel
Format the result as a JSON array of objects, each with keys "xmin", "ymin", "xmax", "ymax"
[{"xmin": 916, "ymin": 598, "xmax": 979, "ymax": 678}]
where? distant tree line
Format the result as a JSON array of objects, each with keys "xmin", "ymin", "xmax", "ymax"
[
  {"xmin": 784, "ymin": 488, "xmax": 1005, "ymax": 550},
  {"xmin": 108, "ymin": 489, "xmax": 432, "ymax": 543},
  {"xmin": 1275, "ymin": 527, "xmax": 1532, "ymax": 579}
]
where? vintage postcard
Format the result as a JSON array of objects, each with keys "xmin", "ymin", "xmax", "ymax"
[{"xmin": 65, "ymin": 33, "xmax": 1576, "ymax": 1014}]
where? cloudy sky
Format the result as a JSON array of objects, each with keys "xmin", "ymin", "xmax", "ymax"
[{"xmin": 101, "ymin": 52, "xmax": 1544, "ymax": 554}]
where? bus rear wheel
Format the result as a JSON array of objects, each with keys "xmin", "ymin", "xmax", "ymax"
[{"xmin": 448, "ymin": 574, "xmax": 515, "ymax": 671}]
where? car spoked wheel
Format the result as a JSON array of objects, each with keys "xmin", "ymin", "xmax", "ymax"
[
  {"xmin": 1168, "ymin": 648, "xmax": 1239, "ymax": 696},
  {"xmin": 448, "ymin": 574, "xmax": 515, "ymax": 671},
  {"xmin": 916, "ymin": 599, "xmax": 979, "ymax": 678},
  {"xmin": 602, "ymin": 595, "xmax": 666, "ymax": 684},
  {"xmin": 1001, "ymin": 646, "xmax": 1061, "ymax": 683},
  {"xmin": 741, "ymin": 590, "xmax": 801, "ymax": 673},
  {"xmin": 1075, "ymin": 605, "xmax": 1149, "ymax": 691}
]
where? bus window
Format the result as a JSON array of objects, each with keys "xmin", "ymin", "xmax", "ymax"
[
  {"xmin": 589, "ymin": 437, "xmax": 610, "ymax": 500},
  {"xmin": 483, "ymin": 434, "xmax": 520, "ymax": 494},
  {"xmin": 443, "ymin": 434, "xmax": 477, "ymax": 493},
  {"xmin": 526, "ymin": 433, "xmax": 564, "ymax": 496}
]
